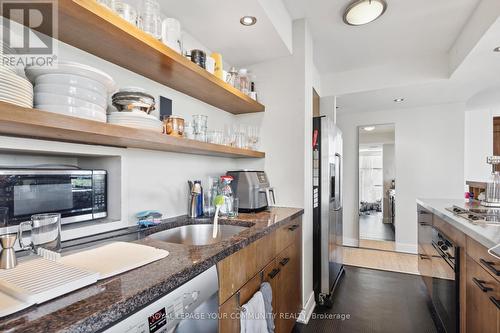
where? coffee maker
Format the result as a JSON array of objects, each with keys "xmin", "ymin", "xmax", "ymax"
[
  {"xmin": 482, "ymin": 156, "xmax": 500, "ymax": 207},
  {"xmin": 226, "ymin": 170, "xmax": 276, "ymax": 212}
]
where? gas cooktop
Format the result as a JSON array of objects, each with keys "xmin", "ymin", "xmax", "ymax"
[{"xmin": 446, "ymin": 206, "xmax": 500, "ymax": 225}]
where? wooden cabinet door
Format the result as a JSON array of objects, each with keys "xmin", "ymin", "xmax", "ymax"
[
  {"xmin": 466, "ymin": 255, "xmax": 500, "ymax": 333},
  {"xmin": 275, "ymin": 242, "xmax": 301, "ymax": 333}
]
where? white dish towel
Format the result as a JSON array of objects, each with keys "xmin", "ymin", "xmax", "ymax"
[{"xmin": 240, "ymin": 290, "xmax": 269, "ymax": 333}]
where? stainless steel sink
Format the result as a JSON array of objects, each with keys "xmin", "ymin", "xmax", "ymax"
[{"xmin": 149, "ymin": 224, "xmax": 249, "ymax": 246}]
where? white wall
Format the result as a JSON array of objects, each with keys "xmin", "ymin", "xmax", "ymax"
[
  {"xmin": 236, "ymin": 19, "xmax": 315, "ymax": 315},
  {"xmin": 337, "ymin": 103, "xmax": 465, "ymax": 253}
]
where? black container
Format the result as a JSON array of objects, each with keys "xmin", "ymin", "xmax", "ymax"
[{"xmin": 189, "ymin": 49, "xmax": 206, "ymax": 69}]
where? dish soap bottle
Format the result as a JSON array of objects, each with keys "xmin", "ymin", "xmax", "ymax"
[{"xmin": 219, "ymin": 175, "xmax": 234, "ymax": 216}]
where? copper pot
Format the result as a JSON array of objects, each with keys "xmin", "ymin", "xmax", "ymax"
[{"xmin": 163, "ymin": 116, "xmax": 185, "ymax": 136}]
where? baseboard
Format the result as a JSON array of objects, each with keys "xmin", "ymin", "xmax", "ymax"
[
  {"xmin": 297, "ymin": 291, "xmax": 316, "ymax": 324},
  {"xmin": 342, "ymin": 236, "xmax": 358, "ymax": 247},
  {"xmin": 396, "ymin": 242, "xmax": 417, "ymax": 254}
]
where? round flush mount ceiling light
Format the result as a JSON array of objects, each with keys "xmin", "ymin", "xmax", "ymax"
[
  {"xmin": 363, "ymin": 126, "xmax": 376, "ymax": 131},
  {"xmin": 394, "ymin": 98, "xmax": 405, "ymax": 102},
  {"xmin": 343, "ymin": 0, "xmax": 387, "ymax": 26},
  {"xmin": 240, "ymin": 16, "xmax": 257, "ymax": 26}
]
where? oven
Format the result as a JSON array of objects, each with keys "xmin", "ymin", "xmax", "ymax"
[
  {"xmin": 0, "ymin": 169, "xmax": 107, "ymax": 228},
  {"xmin": 431, "ymin": 227, "xmax": 459, "ymax": 333}
]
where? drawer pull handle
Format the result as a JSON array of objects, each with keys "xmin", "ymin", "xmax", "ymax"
[
  {"xmin": 280, "ymin": 258, "xmax": 290, "ymax": 266},
  {"xmin": 480, "ymin": 258, "xmax": 500, "ymax": 276},
  {"xmin": 418, "ymin": 222, "xmax": 430, "ymax": 226},
  {"xmin": 472, "ymin": 278, "xmax": 493, "ymax": 293},
  {"xmin": 490, "ymin": 296, "xmax": 500, "ymax": 310},
  {"xmin": 288, "ymin": 225, "xmax": 299, "ymax": 231},
  {"xmin": 268, "ymin": 268, "xmax": 281, "ymax": 279},
  {"xmin": 419, "ymin": 254, "xmax": 430, "ymax": 260}
]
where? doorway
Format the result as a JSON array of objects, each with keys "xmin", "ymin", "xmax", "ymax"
[{"xmin": 358, "ymin": 124, "xmax": 396, "ymax": 251}]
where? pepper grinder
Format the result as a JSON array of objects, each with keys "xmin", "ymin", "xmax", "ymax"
[{"xmin": 0, "ymin": 234, "xmax": 17, "ymax": 269}]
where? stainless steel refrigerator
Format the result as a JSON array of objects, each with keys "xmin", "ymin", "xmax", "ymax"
[{"xmin": 313, "ymin": 115, "xmax": 344, "ymax": 307}]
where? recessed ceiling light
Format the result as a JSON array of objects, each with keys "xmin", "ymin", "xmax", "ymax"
[
  {"xmin": 363, "ymin": 126, "xmax": 375, "ymax": 131},
  {"xmin": 240, "ymin": 16, "xmax": 257, "ymax": 26},
  {"xmin": 394, "ymin": 98, "xmax": 405, "ymax": 102},
  {"xmin": 494, "ymin": 46, "xmax": 500, "ymax": 52},
  {"xmin": 343, "ymin": 0, "xmax": 387, "ymax": 26}
]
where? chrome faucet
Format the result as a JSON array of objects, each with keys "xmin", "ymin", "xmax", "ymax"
[{"xmin": 188, "ymin": 181, "xmax": 202, "ymax": 218}]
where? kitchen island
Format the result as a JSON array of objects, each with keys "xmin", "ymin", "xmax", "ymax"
[
  {"xmin": 0, "ymin": 207, "xmax": 303, "ymax": 333},
  {"xmin": 417, "ymin": 199, "xmax": 500, "ymax": 333}
]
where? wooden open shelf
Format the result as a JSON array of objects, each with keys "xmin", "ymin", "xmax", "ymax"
[
  {"xmin": 9, "ymin": 0, "xmax": 265, "ymax": 114},
  {"xmin": 0, "ymin": 102, "xmax": 265, "ymax": 158}
]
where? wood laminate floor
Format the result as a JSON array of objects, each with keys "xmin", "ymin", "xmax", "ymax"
[
  {"xmin": 359, "ymin": 239, "xmax": 396, "ymax": 251},
  {"xmin": 341, "ymin": 246, "xmax": 419, "ymax": 275},
  {"xmin": 293, "ymin": 266, "xmax": 439, "ymax": 333}
]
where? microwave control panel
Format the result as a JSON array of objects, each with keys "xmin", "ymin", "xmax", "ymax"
[{"xmin": 92, "ymin": 171, "xmax": 107, "ymax": 215}]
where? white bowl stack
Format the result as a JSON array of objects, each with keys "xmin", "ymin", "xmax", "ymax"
[
  {"xmin": 25, "ymin": 62, "xmax": 116, "ymax": 122},
  {"xmin": 0, "ymin": 40, "xmax": 33, "ymax": 108}
]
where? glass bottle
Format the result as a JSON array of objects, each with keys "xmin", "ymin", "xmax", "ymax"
[{"xmin": 219, "ymin": 176, "xmax": 234, "ymax": 216}]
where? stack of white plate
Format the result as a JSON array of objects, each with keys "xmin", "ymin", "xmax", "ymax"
[
  {"xmin": 26, "ymin": 62, "xmax": 116, "ymax": 122},
  {"xmin": 107, "ymin": 111, "xmax": 163, "ymax": 132},
  {"xmin": 0, "ymin": 41, "xmax": 33, "ymax": 108}
]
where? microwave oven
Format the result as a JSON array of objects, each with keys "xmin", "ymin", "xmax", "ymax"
[{"xmin": 0, "ymin": 168, "xmax": 107, "ymax": 227}]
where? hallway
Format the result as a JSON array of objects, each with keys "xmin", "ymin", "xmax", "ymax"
[{"xmin": 293, "ymin": 266, "xmax": 439, "ymax": 333}]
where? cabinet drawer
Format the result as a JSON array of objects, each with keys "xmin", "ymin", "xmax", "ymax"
[
  {"xmin": 276, "ymin": 217, "xmax": 301, "ymax": 255},
  {"xmin": 467, "ymin": 237, "xmax": 500, "ymax": 283},
  {"xmin": 466, "ymin": 255, "xmax": 500, "ymax": 333}
]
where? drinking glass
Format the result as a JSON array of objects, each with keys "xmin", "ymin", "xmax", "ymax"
[
  {"xmin": 224, "ymin": 124, "xmax": 236, "ymax": 147},
  {"xmin": 193, "ymin": 115, "xmax": 208, "ymax": 134},
  {"xmin": 141, "ymin": 0, "xmax": 162, "ymax": 39},
  {"xmin": 18, "ymin": 213, "xmax": 61, "ymax": 253},
  {"xmin": 113, "ymin": 1, "xmax": 139, "ymax": 27},
  {"xmin": 247, "ymin": 125, "xmax": 260, "ymax": 150},
  {"xmin": 229, "ymin": 198, "xmax": 239, "ymax": 218}
]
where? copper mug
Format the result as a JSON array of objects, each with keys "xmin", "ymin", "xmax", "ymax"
[{"xmin": 164, "ymin": 116, "xmax": 185, "ymax": 137}]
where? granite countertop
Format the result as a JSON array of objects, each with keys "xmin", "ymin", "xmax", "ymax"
[
  {"xmin": 0, "ymin": 207, "xmax": 303, "ymax": 333},
  {"xmin": 417, "ymin": 198, "xmax": 500, "ymax": 249}
]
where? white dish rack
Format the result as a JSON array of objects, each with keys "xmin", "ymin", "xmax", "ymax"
[{"xmin": 0, "ymin": 242, "xmax": 169, "ymax": 318}]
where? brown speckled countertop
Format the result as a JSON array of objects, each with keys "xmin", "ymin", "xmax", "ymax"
[{"xmin": 0, "ymin": 207, "xmax": 303, "ymax": 333}]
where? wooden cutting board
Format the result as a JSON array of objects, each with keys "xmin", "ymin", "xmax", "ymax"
[{"xmin": 58, "ymin": 242, "xmax": 169, "ymax": 280}]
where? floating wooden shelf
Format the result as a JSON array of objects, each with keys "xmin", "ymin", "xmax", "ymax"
[
  {"xmin": 0, "ymin": 102, "xmax": 265, "ymax": 158},
  {"xmin": 7, "ymin": 0, "xmax": 265, "ymax": 114}
]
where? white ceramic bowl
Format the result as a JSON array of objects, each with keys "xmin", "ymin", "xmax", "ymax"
[
  {"xmin": 34, "ymin": 84, "xmax": 107, "ymax": 108},
  {"xmin": 26, "ymin": 61, "xmax": 116, "ymax": 93},
  {"xmin": 34, "ymin": 93, "xmax": 106, "ymax": 113},
  {"xmin": 36, "ymin": 104, "xmax": 107, "ymax": 122},
  {"xmin": 34, "ymin": 73, "xmax": 107, "ymax": 94}
]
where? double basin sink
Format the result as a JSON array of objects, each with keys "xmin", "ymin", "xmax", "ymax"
[{"xmin": 148, "ymin": 219, "xmax": 251, "ymax": 246}]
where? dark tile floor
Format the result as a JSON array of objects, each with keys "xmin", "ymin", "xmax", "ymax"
[
  {"xmin": 293, "ymin": 266, "xmax": 439, "ymax": 333},
  {"xmin": 359, "ymin": 212, "xmax": 395, "ymax": 241}
]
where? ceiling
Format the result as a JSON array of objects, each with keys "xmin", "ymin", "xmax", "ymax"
[
  {"xmin": 284, "ymin": 0, "xmax": 480, "ymax": 74},
  {"xmin": 137, "ymin": 0, "xmax": 292, "ymax": 67},
  {"xmin": 337, "ymin": 15, "xmax": 500, "ymax": 113}
]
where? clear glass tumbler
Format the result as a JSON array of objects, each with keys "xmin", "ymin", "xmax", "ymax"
[{"xmin": 18, "ymin": 213, "xmax": 61, "ymax": 253}]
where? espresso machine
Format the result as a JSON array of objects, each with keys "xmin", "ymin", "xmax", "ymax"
[
  {"xmin": 482, "ymin": 156, "xmax": 500, "ymax": 207},
  {"xmin": 226, "ymin": 170, "xmax": 275, "ymax": 212}
]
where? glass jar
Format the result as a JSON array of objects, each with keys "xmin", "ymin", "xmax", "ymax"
[{"xmin": 237, "ymin": 69, "xmax": 250, "ymax": 94}]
